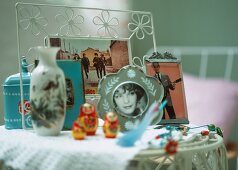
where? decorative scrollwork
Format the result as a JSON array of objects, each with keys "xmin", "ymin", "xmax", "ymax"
[
  {"xmin": 105, "ymin": 77, "xmax": 120, "ymax": 95},
  {"xmin": 141, "ymin": 77, "xmax": 156, "ymax": 96}
]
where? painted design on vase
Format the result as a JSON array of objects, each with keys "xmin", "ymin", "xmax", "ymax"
[{"xmin": 30, "ymin": 46, "xmax": 66, "ymax": 136}]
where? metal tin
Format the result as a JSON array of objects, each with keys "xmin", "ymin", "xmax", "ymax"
[{"xmin": 2, "ymin": 58, "xmax": 32, "ymax": 129}]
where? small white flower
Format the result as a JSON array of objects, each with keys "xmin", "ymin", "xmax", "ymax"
[
  {"xmin": 171, "ymin": 131, "xmax": 183, "ymax": 141},
  {"xmin": 128, "ymin": 13, "xmax": 153, "ymax": 39},
  {"xmin": 125, "ymin": 121, "xmax": 134, "ymax": 130},
  {"xmin": 93, "ymin": 10, "xmax": 119, "ymax": 38},
  {"xmin": 18, "ymin": 6, "xmax": 48, "ymax": 36},
  {"xmin": 55, "ymin": 8, "xmax": 84, "ymax": 36},
  {"xmin": 125, "ymin": 120, "xmax": 139, "ymax": 130},
  {"xmin": 127, "ymin": 69, "xmax": 136, "ymax": 78}
]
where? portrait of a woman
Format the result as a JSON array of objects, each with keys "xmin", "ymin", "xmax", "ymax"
[{"xmin": 113, "ymin": 83, "xmax": 147, "ymax": 117}]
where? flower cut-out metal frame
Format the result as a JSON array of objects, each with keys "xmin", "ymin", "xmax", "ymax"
[
  {"xmin": 15, "ymin": 3, "xmax": 157, "ymax": 129},
  {"xmin": 97, "ymin": 65, "xmax": 164, "ymax": 131},
  {"xmin": 16, "ymin": 3, "xmax": 156, "ymax": 40}
]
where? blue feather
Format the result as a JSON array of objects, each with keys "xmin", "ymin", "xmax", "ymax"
[{"xmin": 117, "ymin": 100, "xmax": 168, "ymax": 147}]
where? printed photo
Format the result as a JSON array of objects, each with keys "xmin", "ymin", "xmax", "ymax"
[
  {"xmin": 146, "ymin": 61, "xmax": 188, "ymax": 124},
  {"xmin": 113, "ymin": 83, "xmax": 148, "ymax": 118},
  {"xmin": 48, "ymin": 37, "xmax": 130, "ymax": 95}
]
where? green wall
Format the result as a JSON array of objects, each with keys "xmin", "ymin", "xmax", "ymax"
[{"xmin": 131, "ymin": 0, "xmax": 238, "ymax": 81}]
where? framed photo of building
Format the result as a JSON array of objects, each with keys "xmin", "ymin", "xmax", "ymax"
[
  {"xmin": 46, "ymin": 37, "xmax": 132, "ymax": 96},
  {"xmin": 145, "ymin": 55, "xmax": 189, "ymax": 124}
]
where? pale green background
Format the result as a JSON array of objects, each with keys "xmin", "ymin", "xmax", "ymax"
[
  {"xmin": 0, "ymin": 0, "xmax": 238, "ymax": 131},
  {"xmin": 0, "ymin": 0, "xmax": 238, "ymax": 125},
  {"xmin": 131, "ymin": 0, "xmax": 238, "ymax": 81},
  {"xmin": 0, "ymin": 0, "xmax": 237, "ymax": 169},
  {"xmin": 0, "ymin": 0, "xmax": 238, "ymax": 124}
]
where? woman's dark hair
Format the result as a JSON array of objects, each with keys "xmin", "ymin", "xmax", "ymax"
[
  {"xmin": 113, "ymin": 83, "xmax": 145, "ymax": 103},
  {"xmin": 113, "ymin": 83, "xmax": 146, "ymax": 116}
]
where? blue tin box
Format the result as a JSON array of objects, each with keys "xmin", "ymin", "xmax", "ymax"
[
  {"xmin": 57, "ymin": 60, "xmax": 85, "ymax": 129},
  {"xmin": 2, "ymin": 58, "xmax": 32, "ymax": 129},
  {"xmin": 2, "ymin": 59, "xmax": 85, "ymax": 130}
]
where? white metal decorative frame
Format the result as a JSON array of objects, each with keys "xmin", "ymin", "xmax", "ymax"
[{"xmin": 15, "ymin": 3, "xmax": 157, "ymax": 129}]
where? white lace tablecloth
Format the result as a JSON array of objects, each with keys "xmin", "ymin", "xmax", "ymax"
[{"xmin": 0, "ymin": 126, "xmax": 144, "ymax": 170}]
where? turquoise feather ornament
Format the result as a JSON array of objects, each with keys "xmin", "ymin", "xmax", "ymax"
[{"xmin": 117, "ymin": 100, "xmax": 167, "ymax": 147}]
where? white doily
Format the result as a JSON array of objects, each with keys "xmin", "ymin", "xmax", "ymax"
[{"xmin": 0, "ymin": 126, "xmax": 143, "ymax": 170}]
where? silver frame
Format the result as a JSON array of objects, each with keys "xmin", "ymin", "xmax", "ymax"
[{"xmin": 97, "ymin": 65, "xmax": 164, "ymax": 131}]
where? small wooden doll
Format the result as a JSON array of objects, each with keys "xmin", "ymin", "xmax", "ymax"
[
  {"xmin": 103, "ymin": 112, "xmax": 120, "ymax": 138},
  {"xmin": 79, "ymin": 103, "xmax": 98, "ymax": 136},
  {"xmin": 72, "ymin": 120, "xmax": 86, "ymax": 140}
]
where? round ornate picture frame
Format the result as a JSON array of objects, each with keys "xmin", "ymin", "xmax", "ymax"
[{"xmin": 97, "ymin": 65, "xmax": 164, "ymax": 131}]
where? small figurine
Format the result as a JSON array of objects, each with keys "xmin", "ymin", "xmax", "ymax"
[
  {"xmin": 79, "ymin": 103, "xmax": 98, "ymax": 136},
  {"xmin": 72, "ymin": 120, "xmax": 86, "ymax": 140},
  {"xmin": 103, "ymin": 112, "xmax": 120, "ymax": 138}
]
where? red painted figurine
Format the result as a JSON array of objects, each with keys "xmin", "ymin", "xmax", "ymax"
[
  {"xmin": 79, "ymin": 103, "xmax": 98, "ymax": 136},
  {"xmin": 103, "ymin": 112, "xmax": 120, "ymax": 138}
]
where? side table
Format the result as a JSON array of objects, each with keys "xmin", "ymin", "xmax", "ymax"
[{"xmin": 130, "ymin": 134, "xmax": 228, "ymax": 170}]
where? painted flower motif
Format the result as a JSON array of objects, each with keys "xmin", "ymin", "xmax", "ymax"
[
  {"xmin": 128, "ymin": 13, "xmax": 153, "ymax": 40},
  {"xmin": 18, "ymin": 6, "xmax": 48, "ymax": 36},
  {"xmin": 55, "ymin": 8, "xmax": 84, "ymax": 36},
  {"xmin": 127, "ymin": 69, "xmax": 136, "ymax": 78},
  {"xmin": 25, "ymin": 114, "xmax": 33, "ymax": 127},
  {"xmin": 93, "ymin": 10, "xmax": 119, "ymax": 38},
  {"xmin": 18, "ymin": 100, "xmax": 31, "ymax": 115},
  {"xmin": 125, "ymin": 120, "xmax": 139, "ymax": 130},
  {"xmin": 164, "ymin": 140, "xmax": 178, "ymax": 155}
]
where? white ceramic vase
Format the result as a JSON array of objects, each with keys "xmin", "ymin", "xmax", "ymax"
[{"xmin": 30, "ymin": 46, "xmax": 66, "ymax": 136}]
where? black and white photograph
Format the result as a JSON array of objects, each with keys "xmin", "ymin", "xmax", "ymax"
[{"xmin": 113, "ymin": 83, "xmax": 147, "ymax": 118}]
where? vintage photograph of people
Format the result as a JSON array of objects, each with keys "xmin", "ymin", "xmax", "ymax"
[
  {"xmin": 146, "ymin": 61, "xmax": 188, "ymax": 122},
  {"xmin": 49, "ymin": 38, "xmax": 130, "ymax": 94}
]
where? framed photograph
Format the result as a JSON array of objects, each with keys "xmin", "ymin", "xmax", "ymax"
[
  {"xmin": 145, "ymin": 56, "xmax": 189, "ymax": 124},
  {"xmin": 15, "ymin": 3, "xmax": 157, "ymax": 128},
  {"xmin": 97, "ymin": 65, "xmax": 164, "ymax": 131},
  {"xmin": 46, "ymin": 37, "xmax": 131, "ymax": 96}
]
